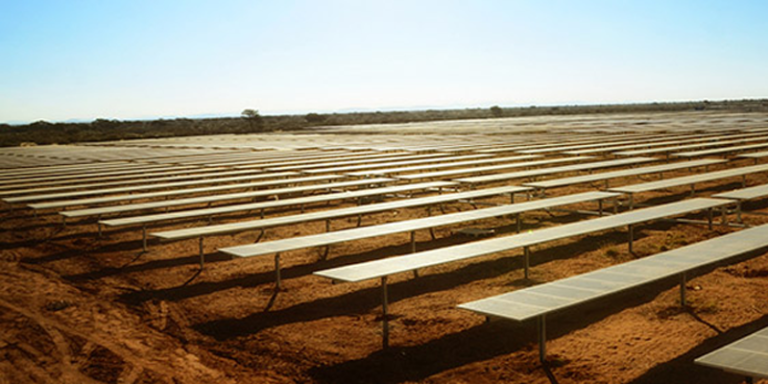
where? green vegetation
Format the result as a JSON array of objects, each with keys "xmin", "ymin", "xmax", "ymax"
[
  {"xmin": 1, "ymin": 99, "xmax": 767, "ymax": 147},
  {"xmin": 241, "ymin": 109, "xmax": 264, "ymax": 132}
]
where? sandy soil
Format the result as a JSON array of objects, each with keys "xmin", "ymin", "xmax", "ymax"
[{"xmin": 2, "ymin": 145, "xmax": 768, "ymax": 383}]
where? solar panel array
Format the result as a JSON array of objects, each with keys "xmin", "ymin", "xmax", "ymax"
[{"xmin": 3, "ymin": 119, "xmax": 768, "ymax": 379}]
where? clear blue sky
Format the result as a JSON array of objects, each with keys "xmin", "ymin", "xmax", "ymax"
[{"xmin": 2, "ymin": 0, "xmax": 767, "ymax": 123}]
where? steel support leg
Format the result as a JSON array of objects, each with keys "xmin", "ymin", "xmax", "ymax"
[
  {"xmin": 199, "ymin": 237, "xmax": 205, "ymax": 269},
  {"xmin": 598, "ymin": 200, "xmax": 603, "ymax": 216},
  {"xmin": 381, "ymin": 276, "xmax": 389, "ymax": 349},
  {"xmin": 142, "ymin": 225, "xmax": 148, "ymax": 252},
  {"xmin": 275, "ymin": 253, "xmax": 282, "ymax": 291},
  {"xmin": 538, "ymin": 315, "xmax": 547, "ymax": 363},
  {"xmin": 524, "ymin": 246, "xmax": 531, "ymax": 280},
  {"xmin": 628, "ymin": 194, "xmax": 634, "ymax": 210},
  {"xmin": 255, "ymin": 229, "xmax": 265, "ymax": 243},
  {"xmin": 516, "ymin": 214, "xmax": 522, "ymax": 233},
  {"xmin": 680, "ymin": 272, "xmax": 687, "ymax": 306},
  {"xmin": 628, "ymin": 224, "xmax": 634, "ymax": 254},
  {"xmin": 410, "ymin": 231, "xmax": 416, "ymax": 253}
]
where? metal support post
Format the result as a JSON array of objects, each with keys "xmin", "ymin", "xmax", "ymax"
[
  {"xmin": 516, "ymin": 214, "xmax": 522, "ymax": 233},
  {"xmin": 357, "ymin": 214, "xmax": 362, "ymax": 227},
  {"xmin": 680, "ymin": 272, "xmax": 687, "ymax": 306},
  {"xmin": 410, "ymin": 231, "xmax": 416, "ymax": 253},
  {"xmin": 598, "ymin": 199, "xmax": 604, "ymax": 216},
  {"xmin": 708, "ymin": 208, "xmax": 713, "ymax": 230},
  {"xmin": 538, "ymin": 315, "xmax": 547, "ymax": 363},
  {"xmin": 628, "ymin": 194, "xmax": 634, "ymax": 210},
  {"xmin": 275, "ymin": 253, "xmax": 282, "ymax": 291},
  {"xmin": 322, "ymin": 244, "xmax": 330, "ymax": 259},
  {"xmin": 737, "ymin": 201, "xmax": 743, "ymax": 223},
  {"xmin": 742, "ymin": 175, "xmax": 747, "ymax": 188},
  {"xmin": 524, "ymin": 246, "xmax": 531, "ymax": 280},
  {"xmin": 690, "ymin": 183, "xmax": 695, "ymax": 196},
  {"xmin": 199, "ymin": 237, "xmax": 205, "ymax": 269},
  {"xmin": 142, "ymin": 225, "xmax": 148, "ymax": 252},
  {"xmin": 381, "ymin": 276, "xmax": 389, "ymax": 349},
  {"xmin": 628, "ymin": 224, "xmax": 634, "ymax": 254}
]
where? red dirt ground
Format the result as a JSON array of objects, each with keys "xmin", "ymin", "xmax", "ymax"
[{"xmin": 2, "ymin": 155, "xmax": 768, "ymax": 384}]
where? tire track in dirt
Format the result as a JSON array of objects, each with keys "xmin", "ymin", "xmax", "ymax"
[{"xmin": 0, "ymin": 270, "xmax": 234, "ymax": 384}]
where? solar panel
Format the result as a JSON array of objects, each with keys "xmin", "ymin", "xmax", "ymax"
[
  {"xmin": 673, "ymin": 142, "xmax": 768, "ymax": 158},
  {"xmin": 3, "ymin": 171, "xmax": 303, "ymax": 203},
  {"xmin": 609, "ymin": 163, "xmax": 768, "ymax": 195},
  {"xmin": 713, "ymin": 183, "xmax": 768, "ymax": 201},
  {"xmin": 219, "ymin": 191, "xmax": 620, "ymax": 258},
  {"xmin": 460, "ymin": 223, "xmax": 768, "ymax": 362},
  {"xmin": 524, "ymin": 159, "xmax": 725, "ymax": 190},
  {"xmin": 315, "ymin": 198, "xmax": 728, "ymax": 283},
  {"xmin": 695, "ymin": 326, "xmax": 768, "ymax": 379},
  {"xmin": 614, "ymin": 135, "xmax": 768, "ymax": 157},
  {"xmin": 151, "ymin": 185, "xmax": 530, "ymax": 240},
  {"xmin": 345, "ymin": 155, "xmax": 541, "ymax": 178},
  {"xmin": 454, "ymin": 157, "xmax": 655, "ymax": 185},
  {"xmin": 302, "ymin": 154, "xmax": 492, "ymax": 175},
  {"xmin": 102, "ymin": 181, "xmax": 456, "ymax": 228},
  {"xmin": 31, "ymin": 177, "xmax": 391, "ymax": 211}
]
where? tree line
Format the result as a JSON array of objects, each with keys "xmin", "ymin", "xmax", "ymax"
[{"xmin": 1, "ymin": 99, "xmax": 767, "ymax": 147}]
